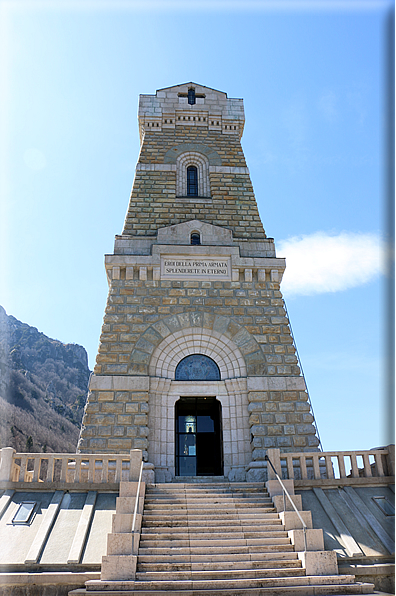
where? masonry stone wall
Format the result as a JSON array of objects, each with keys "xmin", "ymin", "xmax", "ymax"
[
  {"xmin": 123, "ymin": 129, "xmax": 266, "ymax": 240},
  {"xmin": 79, "ymin": 275, "xmax": 319, "ymax": 458},
  {"xmin": 93, "ymin": 278, "xmax": 298, "ymax": 377},
  {"xmin": 248, "ymin": 387, "xmax": 317, "ymax": 453}
]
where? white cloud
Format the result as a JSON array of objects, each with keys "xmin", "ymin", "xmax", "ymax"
[{"xmin": 277, "ymin": 231, "xmax": 385, "ymax": 296}]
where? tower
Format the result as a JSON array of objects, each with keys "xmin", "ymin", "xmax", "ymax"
[{"xmin": 78, "ymin": 83, "xmax": 320, "ymax": 482}]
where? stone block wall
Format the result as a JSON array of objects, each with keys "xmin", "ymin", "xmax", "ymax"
[
  {"xmin": 93, "ymin": 277, "xmax": 299, "ymax": 377},
  {"xmin": 79, "ymin": 377, "xmax": 150, "ymax": 458},
  {"xmin": 247, "ymin": 380, "xmax": 318, "ymax": 454},
  {"xmin": 122, "ymin": 128, "xmax": 266, "ymax": 240},
  {"xmin": 79, "ymin": 275, "xmax": 320, "ymax": 456}
]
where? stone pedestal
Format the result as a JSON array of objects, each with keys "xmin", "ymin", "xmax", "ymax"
[{"xmin": 298, "ymin": 550, "xmax": 338, "ymax": 576}]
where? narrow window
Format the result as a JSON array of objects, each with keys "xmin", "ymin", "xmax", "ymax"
[
  {"xmin": 191, "ymin": 233, "xmax": 200, "ymax": 245},
  {"xmin": 187, "ymin": 166, "xmax": 198, "ymax": 196},
  {"xmin": 188, "ymin": 88, "xmax": 196, "ymax": 105}
]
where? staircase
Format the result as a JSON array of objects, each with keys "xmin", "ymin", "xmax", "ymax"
[
  {"xmin": 76, "ymin": 481, "xmax": 376, "ymax": 595},
  {"xmin": 139, "ymin": 482, "xmax": 302, "ymax": 589}
]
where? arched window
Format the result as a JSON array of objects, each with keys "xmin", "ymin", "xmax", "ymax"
[
  {"xmin": 191, "ymin": 232, "xmax": 200, "ymax": 245},
  {"xmin": 175, "ymin": 354, "xmax": 221, "ymax": 381},
  {"xmin": 187, "ymin": 166, "xmax": 198, "ymax": 196},
  {"xmin": 175, "ymin": 152, "xmax": 210, "ymax": 198}
]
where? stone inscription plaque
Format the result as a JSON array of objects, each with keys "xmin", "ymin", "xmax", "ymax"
[{"xmin": 161, "ymin": 256, "xmax": 231, "ymax": 280}]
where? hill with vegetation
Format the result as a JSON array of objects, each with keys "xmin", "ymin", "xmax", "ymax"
[{"xmin": 0, "ymin": 306, "xmax": 90, "ymax": 453}]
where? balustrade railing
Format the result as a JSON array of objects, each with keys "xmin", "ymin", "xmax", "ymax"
[
  {"xmin": 0, "ymin": 446, "xmax": 393, "ymax": 485},
  {"xmin": 279, "ymin": 448, "xmax": 391, "ymax": 481},
  {"xmin": 8, "ymin": 452, "xmax": 136, "ymax": 484}
]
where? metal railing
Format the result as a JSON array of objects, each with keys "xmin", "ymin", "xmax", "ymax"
[
  {"xmin": 282, "ymin": 300, "xmax": 323, "ymax": 451},
  {"xmin": 265, "ymin": 454, "xmax": 307, "ymax": 551},
  {"xmin": 131, "ymin": 459, "xmax": 144, "ymax": 554}
]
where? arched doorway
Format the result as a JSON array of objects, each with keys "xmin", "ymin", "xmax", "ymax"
[{"xmin": 175, "ymin": 397, "xmax": 223, "ymax": 476}]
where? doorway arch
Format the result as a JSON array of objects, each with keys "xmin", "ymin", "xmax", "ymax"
[{"xmin": 148, "ymin": 377, "xmax": 250, "ymax": 483}]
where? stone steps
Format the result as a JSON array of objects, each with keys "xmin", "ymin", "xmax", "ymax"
[
  {"xmin": 81, "ymin": 574, "xmax": 373, "ymax": 594},
  {"xmin": 76, "ymin": 481, "xmax": 375, "ymax": 596},
  {"xmin": 129, "ymin": 575, "xmax": 369, "ymax": 592},
  {"xmin": 142, "ymin": 512, "xmax": 279, "ymax": 520},
  {"xmin": 141, "ymin": 525, "xmax": 285, "ymax": 534},
  {"xmin": 135, "ymin": 567, "xmax": 307, "ymax": 581},
  {"xmin": 147, "ymin": 491, "xmax": 268, "ymax": 503},
  {"xmin": 142, "ymin": 510, "xmax": 277, "ymax": 517},
  {"xmin": 143, "ymin": 501, "xmax": 274, "ymax": 508},
  {"xmin": 145, "ymin": 486, "xmax": 271, "ymax": 494},
  {"xmin": 138, "ymin": 544, "xmax": 297, "ymax": 555},
  {"xmin": 76, "ymin": 588, "xmax": 380, "ymax": 596},
  {"xmin": 144, "ymin": 492, "xmax": 272, "ymax": 497},
  {"xmin": 142, "ymin": 519, "xmax": 283, "ymax": 528},
  {"xmin": 139, "ymin": 537, "xmax": 293, "ymax": 548},
  {"xmin": 137, "ymin": 558, "xmax": 302, "ymax": 571},
  {"xmin": 132, "ymin": 482, "xmax": 374, "ymax": 595},
  {"xmin": 137, "ymin": 551, "xmax": 300, "ymax": 564},
  {"xmin": 140, "ymin": 531, "xmax": 289, "ymax": 540}
]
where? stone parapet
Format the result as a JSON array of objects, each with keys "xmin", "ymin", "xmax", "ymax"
[
  {"xmin": 113, "ymin": 235, "xmax": 276, "ymax": 258},
  {"xmin": 138, "ymin": 83, "xmax": 245, "ymax": 142}
]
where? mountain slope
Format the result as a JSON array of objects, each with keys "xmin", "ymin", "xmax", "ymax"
[{"xmin": 0, "ymin": 306, "xmax": 90, "ymax": 453}]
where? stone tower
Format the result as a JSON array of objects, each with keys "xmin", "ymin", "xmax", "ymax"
[{"xmin": 78, "ymin": 83, "xmax": 320, "ymax": 482}]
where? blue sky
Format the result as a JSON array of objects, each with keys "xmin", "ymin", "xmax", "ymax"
[{"xmin": 0, "ymin": 0, "xmax": 393, "ymax": 452}]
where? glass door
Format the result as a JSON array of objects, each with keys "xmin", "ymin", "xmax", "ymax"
[{"xmin": 175, "ymin": 397, "xmax": 222, "ymax": 476}]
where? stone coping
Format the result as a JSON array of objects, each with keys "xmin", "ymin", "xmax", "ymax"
[
  {"xmin": 0, "ymin": 571, "xmax": 101, "ymax": 585},
  {"xmin": 1, "ymin": 477, "xmax": 394, "ymax": 491},
  {"xmin": 294, "ymin": 477, "xmax": 395, "ymax": 489},
  {"xmin": 87, "ymin": 375, "xmax": 306, "ymax": 391},
  {"xmin": 104, "ymin": 250, "xmax": 286, "ymax": 269},
  {"xmin": 0, "ymin": 482, "xmax": 120, "ymax": 491},
  {"xmin": 338, "ymin": 563, "xmax": 395, "ymax": 576}
]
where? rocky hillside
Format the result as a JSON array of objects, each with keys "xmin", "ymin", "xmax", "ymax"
[{"xmin": 0, "ymin": 306, "xmax": 90, "ymax": 453}]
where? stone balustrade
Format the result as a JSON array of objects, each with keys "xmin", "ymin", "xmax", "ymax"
[
  {"xmin": 0, "ymin": 446, "xmax": 393, "ymax": 486},
  {"xmin": 0, "ymin": 447, "xmax": 143, "ymax": 485},
  {"xmin": 277, "ymin": 447, "xmax": 394, "ymax": 482}
]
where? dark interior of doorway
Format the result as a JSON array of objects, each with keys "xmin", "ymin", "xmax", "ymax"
[{"xmin": 175, "ymin": 397, "xmax": 223, "ymax": 476}]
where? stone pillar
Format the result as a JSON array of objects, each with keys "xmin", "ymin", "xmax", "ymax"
[
  {"xmin": 265, "ymin": 447, "xmax": 295, "ymax": 499},
  {"xmin": 129, "ymin": 449, "xmax": 142, "ymax": 481},
  {"xmin": 386, "ymin": 444, "xmax": 395, "ymax": 476},
  {"xmin": 266, "ymin": 448, "xmax": 281, "ymax": 479},
  {"xmin": 0, "ymin": 447, "xmax": 15, "ymax": 482}
]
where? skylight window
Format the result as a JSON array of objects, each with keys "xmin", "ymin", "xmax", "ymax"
[
  {"xmin": 12, "ymin": 501, "xmax": 36, "ymax": 524},
  {"xmin": 372, "ymin": 496, "xmax": 395, "ymax": 516}
]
